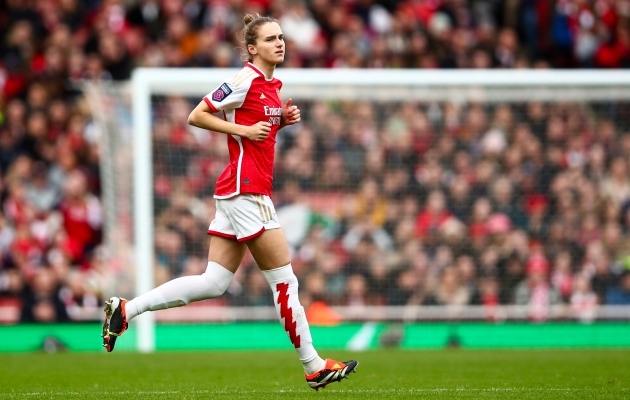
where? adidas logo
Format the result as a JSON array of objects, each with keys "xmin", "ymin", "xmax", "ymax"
[
  {"xmin": 260, "ymin": 93, "xmax": 266, "ymax": 99},
  {"xmin": 333, "ymin": 363, "xmax": 341, "ymax": 369}
]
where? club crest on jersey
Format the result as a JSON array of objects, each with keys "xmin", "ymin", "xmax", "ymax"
[{"xmin": 212, "ymin": 83, "xmax": 233, "ymax": 102}]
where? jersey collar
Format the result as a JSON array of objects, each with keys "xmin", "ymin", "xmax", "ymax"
[{"xmin": 246, "ymin": 62, "xmax": 274, "ymax": 81}]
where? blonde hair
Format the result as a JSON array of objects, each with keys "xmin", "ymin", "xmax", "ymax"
[{"xmin": 240, "ymin": 13, "xmax": 279, "ymax": 61}]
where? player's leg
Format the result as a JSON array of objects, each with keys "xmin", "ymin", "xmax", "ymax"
[
  {"xmin": 247, "ymin": 229, "xmax": 358, "ymax": 390},
  {"xmin": 102, "ymin": 236, "xmax": 245, "ymax": 352},
  {"xmin": 102, "ymin": 199, "xmax": 247, "ymax": 352},
  {"xmin": 124, "ymin": 236, "xmax": 245, "ymax": 320}
]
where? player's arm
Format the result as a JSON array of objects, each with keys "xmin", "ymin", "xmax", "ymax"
[
  {"xmin": 187, "ymin": 100, "xmax": 271, "ymax": 142},
  {"xmin": 280, "ymin": 98, "xmax": 300, "ymax": 128}
]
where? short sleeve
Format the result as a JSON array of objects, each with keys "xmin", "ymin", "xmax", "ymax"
[{"xmin": 203, "ymin": 80, "xmax": 251, "ymax": 113}]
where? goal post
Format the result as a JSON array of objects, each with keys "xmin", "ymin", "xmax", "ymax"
[
  {"xmin": 85, "ymin": 68, "xmax": 630, "ymax": 352},
  {"xmin": 131, "ymin": 71, "xmax": 155, "ymax": 353}
]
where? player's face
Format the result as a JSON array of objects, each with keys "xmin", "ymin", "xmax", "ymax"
[{"xmin": 249, "ymin": 22, "xmax": 285, "ymax": 65}]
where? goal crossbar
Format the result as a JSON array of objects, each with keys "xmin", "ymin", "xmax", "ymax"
[{"xmin": 127, "ymin": 68, "xmax": 630, "ymax": 352}]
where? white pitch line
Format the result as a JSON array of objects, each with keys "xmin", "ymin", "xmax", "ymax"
[{"xmin": 5, "ymin": 388, "xmax": 628, "ymax": 396}]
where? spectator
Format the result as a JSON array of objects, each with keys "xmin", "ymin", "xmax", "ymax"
[
  {"xmin": 387, "ymin": 268, "xmax": 423, "ymax": 306},
  {"xmin": 279, "ymin": 1, "xmax": 323, "ymax": 56},
  {"xmin": 416, "ymin": 189, "xmax": 452, "ymax": 242},
  {"xmin": 365, "ymin": 256, "xmax": 391, "ymax": 306},
  {"xmin": 455, "ymin": 255, "xmax": 481, "ymax": 305},
  {"xmin": 349, "ymin": 177, "xmax": 389, "ymax": 228},
  {"xmin": 59, "ymin": 270, "xmax": 101, "ymax": 321},
  {"xmin": 479, "ymin": 275, "xmax": 500, "ymax": 309},
  {"xmin": 498, "ymin": 254, "xmax": 525, "ymax": 305},
  {"xmin": 155, "ymin": 228, "xmax": 186, "ymax": 278},
  {"xmin": 515, "ymin": 255, "xmax": 561, "ymax": 322},
  {"xmin": 25, "ymin": 161, "xmax": 60, "ymax": 214},
  {"xmin": 605, "ymin": 269, "xmax": 630, "ymax": 305},
  {"xmin": 58, "ymin": 170, "xmax": 102, "ymax": 263},
  {"xmin": 551, "ymin": 251, "xmax": 574, "ymax": 303},
  {"xmin": 20, "ymin": 267, "xmax": 69, "ymax": 323},
  {"xmin": 570, "ymin": 274, "xmax": 598, "ymax": 323},
  {"xmin": 429, "ymin": 266, "xmax": 471, "ymax": 306},
  {"xmin": 490, "ymin": 177, "xmax": 528, "ymax": 230},
  {"xmin": 447, "ymin": 176, "xmax": 472, "ymax": 223},
  {"xmin": 345, "ymin": 273, "xmax": 369, "ymax": 306},
  {"xmin": 600, "ymin": 156, "xmax": 630, "ymax": 207}
]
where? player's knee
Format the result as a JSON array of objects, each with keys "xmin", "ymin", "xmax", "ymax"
[{"xmin": 203, "ymin": 261, "xmax": 234, "ymax": 295}]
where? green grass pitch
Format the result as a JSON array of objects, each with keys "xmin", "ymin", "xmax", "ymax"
[{"xmin": 1, "ymin": 349, "xmax": 629, "ymax": 399}]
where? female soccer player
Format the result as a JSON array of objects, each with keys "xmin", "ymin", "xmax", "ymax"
[{"xmin": 101, "ymin": 13, "xmax": 358, "ymax": 390}]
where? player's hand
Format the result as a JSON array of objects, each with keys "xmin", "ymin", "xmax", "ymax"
[
  {"xmin": 243, "ymin": 121, "xmax": 272, "ymax": 141},
  {"xmin": 281, "ymin": 98, "xmax": 300, "ymax": 127}
]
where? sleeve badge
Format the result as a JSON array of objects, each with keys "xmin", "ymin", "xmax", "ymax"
[{"xmin": 212, "ymin": 83, "xmax": 233, "ymax": 102}]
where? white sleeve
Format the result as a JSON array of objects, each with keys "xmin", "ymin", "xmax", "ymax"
[{"xmin": 203, "ymin": 80, "xmax": 250, "ymax": 113}]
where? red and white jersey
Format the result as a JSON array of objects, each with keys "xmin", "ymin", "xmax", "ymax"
[
  {"xmin": 203, "ymin": 63, "xmax": 283, "ymax": 198},
  {"xmin": 59, "ymin": 195, "xmax": 102, "ymax": 249}
]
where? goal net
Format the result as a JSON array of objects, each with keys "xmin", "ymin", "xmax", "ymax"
[{"xmin": 85, "ymin": 69, "xmax": 630, "ymax": 351}]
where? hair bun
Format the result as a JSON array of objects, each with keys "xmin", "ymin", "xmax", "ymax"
[{"xmin": 243, "ymin": 13, "xmax": 260, "ymax": 26}]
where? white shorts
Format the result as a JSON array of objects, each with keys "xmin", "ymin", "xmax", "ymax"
[{"xmin": 207, "ymin": 194, "xmax": 281, "ymax": 242}]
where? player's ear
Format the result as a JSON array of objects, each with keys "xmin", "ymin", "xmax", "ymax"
[{"xmin": 247, "ymin": 44, "xmax": 257, "ymax": 56}]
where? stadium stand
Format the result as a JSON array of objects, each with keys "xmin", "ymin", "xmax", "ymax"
[{"xmin": 0, "ymin": 0, "xmax": 629, "ymax": 323}]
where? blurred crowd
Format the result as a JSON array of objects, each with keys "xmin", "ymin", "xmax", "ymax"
[
  {"xmin": 1, "ymin": 0, "xmax": 630, "ymax": 323},
  {"xmin": 155, "ymin": 96, "xmax": 630, "ymax": 323}
]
